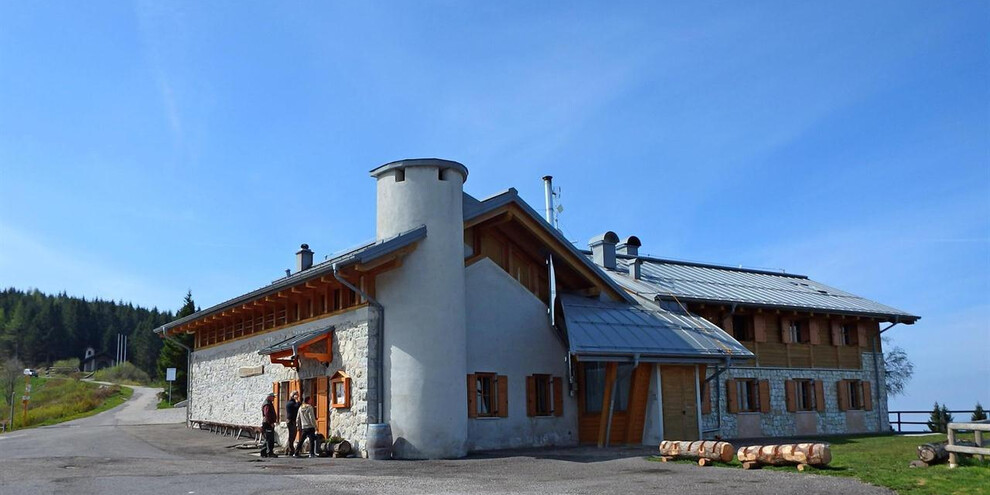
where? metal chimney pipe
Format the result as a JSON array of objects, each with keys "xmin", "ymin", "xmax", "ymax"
[{"xmin": 542, "ymin": 175, "xmax": 554, "ymax": 226}]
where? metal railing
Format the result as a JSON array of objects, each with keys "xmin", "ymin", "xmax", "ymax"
[{"xmin": 889, "ymin": 409, "xmax": 979, "ymax": 433}]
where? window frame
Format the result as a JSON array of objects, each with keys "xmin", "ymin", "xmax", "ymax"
[
  {"xmin": 846, "ymin": 380, "xmax": 864, "ymax": 410},
  {"xmin": 840, "ymin": 323, "xmax": 859, "ymax": 346},
  {"xmin": 794, "ymin": 379, "xmax": 816, "ymax": 411},
  {"xmin": 732, "ymin": 314, "xmax": 755, "ymax": 341},
  {"xmin": 330, "ymin": 371, "xmax": 351, "ymax": 409},
  {"xmin": 736, "ymin": 379, "xmax": 760, "ymax": 413}
]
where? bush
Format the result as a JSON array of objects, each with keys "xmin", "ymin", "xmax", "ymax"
[
  {"xmin": 92, "ymin": 362, "xmax": 152, "ymax": 386},
  {"xmin": 973, "ymin": 402, "xmax": 987, "ymax": 421},
  {"xmin": 52, "ymin": 358, "xmax": 80, "ymax": 371}
]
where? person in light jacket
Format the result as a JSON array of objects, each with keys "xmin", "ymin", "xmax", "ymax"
[{"xmin": 294, "ymin": 396, "xmax": 318, "ymax": 458}]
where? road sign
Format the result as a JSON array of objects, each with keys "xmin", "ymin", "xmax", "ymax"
[
  {"xmin": 166, "ymin": 368, "xmax": 177, "ymax": 382},
  {"xmin": 22, "ymin": 396, "xmax": 29, "ymax": 402}
]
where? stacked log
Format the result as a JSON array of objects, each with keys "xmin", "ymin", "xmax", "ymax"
[
  {"xmin": 659, "ymin": 440, "xmax": 735, "ymax": 465},
  {"xmin": 736, "ymin": 443, "xmax": 831, "ymax": 470},
  {"xmin": 910, "ymin": 440, "xmax": 977, "ymax": 467}
]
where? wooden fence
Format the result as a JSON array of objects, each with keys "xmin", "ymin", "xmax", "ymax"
[
  {"xmin": 947, "ymin": 420, "xmax": 989, "ymax": 468},
  {"xmin": 888, "ymin": 409, "xmax": 979, "ymax": 433}
]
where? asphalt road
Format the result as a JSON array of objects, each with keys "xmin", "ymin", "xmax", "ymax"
[{"xmin": 0, "ymin": 386, "xmax": 895, "ymax": 494}]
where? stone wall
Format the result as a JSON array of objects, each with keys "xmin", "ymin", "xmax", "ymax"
[
  {"xmin": 701, "ymin": 352, "xmax": 887, "ymax": 438},
  {"xmin": 189, "ymin": 307, "xmax": 373, "ymax": 451}
]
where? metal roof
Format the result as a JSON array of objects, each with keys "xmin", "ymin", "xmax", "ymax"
[
  {"xmin": 606, "ymin": 255, "xmax": 919, "ymax": 322},
  {"xmin": 560, "ymin": 294, "xmax": 753, "ymax": 362},
  {"xmin": 463, "ymin": 190, "xmax": 635, "ymax": 304},
  {"xmin": 157, "ymin": 225, "xmax": 427, "ymax": 334},
  {"xmin": 258, "ymin": 326, "xmax": 334, "ymax": 356}
]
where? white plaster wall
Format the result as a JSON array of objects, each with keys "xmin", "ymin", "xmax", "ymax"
[
  {"xmin": 189, "ymin": 308, "xmax": 371, "ymax": 449},
  {"xmin": 375, "ymin": 163, "xmax": 468, "ymax": 459},
  {"xmin": 464, "ymin": 258, "xmax": 579, "ymax": 451}
]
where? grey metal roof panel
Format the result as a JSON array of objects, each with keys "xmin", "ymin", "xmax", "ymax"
[
  {"xmin": 463, "ymin": 189, "xmax": 635, "ymax": 304},
  {"xmin": 158, "ymin": 225, "xmax": 427, "ymax": 333},
  {"xmin": 607, "ymin": 256, "xmax": 919, "ymax": 322},
  {"xmin": 258, "ymin": 326, "xmax": 334, "ymax": 355},
  {"xmin": 560, "ymin": 294, "xmax": 753, "ymax": 361}
]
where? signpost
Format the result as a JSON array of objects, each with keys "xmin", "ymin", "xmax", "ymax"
[
  {"xmin": 21, "ymin": 372, "xmax": 31, "ymax": 425},
  {"xmin": 166, "ymin": 368, "xmax": 177, "ymax": 405}
]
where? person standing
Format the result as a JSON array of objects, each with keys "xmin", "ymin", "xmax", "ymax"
[
  {"xmin": 295, "ymin": 396, "xmax": 318, "ymax": 458},
  {"xmin": 285, "ymin": 391, "xmax": 300, "ymax": 456},
  {"xmin": 261, "ymin": 392, "xmax": 279, "ymax": 458}
]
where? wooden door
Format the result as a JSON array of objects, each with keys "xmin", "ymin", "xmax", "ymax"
[
  {"xmin": 316, "ymin": 376, "xmax": 329, "ymax": 437},
  {"xmin": 660, "ymin": 365, "xmax": 699, "ymax": 441}
]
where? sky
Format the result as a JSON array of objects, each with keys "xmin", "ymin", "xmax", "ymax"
[{"xmin": 1, "ymin": 2, "xmax": 987, "ymax": 417}]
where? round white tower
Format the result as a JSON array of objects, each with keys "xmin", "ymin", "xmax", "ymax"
[{"xmin": 371, "ymin": 158, "xmax": 468, "ymax": 459}]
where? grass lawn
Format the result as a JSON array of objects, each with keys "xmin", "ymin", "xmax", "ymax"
[
  {"xmin": 651, "ymin": 434, "xmax": 989, "ymax": 495},
  {"xmin": 1, "ymin": 376, "xmax": 133, "ymax": 430}
]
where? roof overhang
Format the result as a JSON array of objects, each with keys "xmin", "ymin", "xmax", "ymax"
[{"xmin": 258, "ymin": 326, "xmax": 334, "ymax": 369}]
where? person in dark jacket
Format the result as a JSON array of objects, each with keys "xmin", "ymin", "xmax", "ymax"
[
  {"xmin": 261, "ymin": 392, "xmax": 278, "ymax": 458},
  {"xmin": 285, "ymin": 391, "xmax": 300, "ymax": 456}
]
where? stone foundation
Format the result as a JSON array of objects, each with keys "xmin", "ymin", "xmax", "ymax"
[{"xmin": 702, "ymin": 352, "xmax": 888, "ymax": 438}]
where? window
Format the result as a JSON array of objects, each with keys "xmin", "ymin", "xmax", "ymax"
[
  {"xmin": 733, "ymin": 315, "xmax": 754, "ymax": 341},
  {"xmin": 785, "ymin": 319, "xmax": 811, "ymax": 344},
  {"xmin": 846, "ymin": 380, "xmax": 863, "ymax": 410},
  {"xmin": 582, "ymin": 363, "xmax": 632, "ymax": 414},
  {"xmin": 467, "ymin": 373, "xmax": 508, "ymax": 418},
  {"xmin": 278, "ymin": 381, "xmax": 290, "ymax": 419},
  {"xmin": 527, "ymin": 374, "xmax": 563, "ymax": 417},
  {"xmin": 840, "ymin": 324, "xmax": 858, "ymax": 346},
  {"xmin": 795, "ymin": 380, "xmax": 815, "ymax": 411},
  {"xmin": 736, "ymin": 379, "xmax": 760, "ymax": 412},
  {"xmin": 330, "ymin": 371, "xmax": 351, "ymax": 409}
]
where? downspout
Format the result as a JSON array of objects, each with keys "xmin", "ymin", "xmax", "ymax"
[
  {"xmin": 874, "ymin": 320, "xmax": 899, "ymax": 430},
  {"xmin": 158, "ymin": 328, "xmax": 192, "ymax": 428},
  {"xmin": 702, "ymin": 356, "xmax": 732, "ymax": 436},
  {"xmin": 333, "ymin": 263, "xmax": 385, "ymax": 425},
  {"xmin": 604, "ymin": 354, "xmax": 639, "ymax": 447}
]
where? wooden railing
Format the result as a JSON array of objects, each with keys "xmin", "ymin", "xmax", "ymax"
[
  {"xmin": 888, "ymin": 409, "xmax": 979, "ymax": 433},
  {"xmin": 947, "ymin": 420, "xmax": 989, "ymax": 468}
]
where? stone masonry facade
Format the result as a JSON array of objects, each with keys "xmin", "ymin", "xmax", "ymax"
[
  {"xmin": 189, "ymin": 306, "xmax": 376, "ymax": 452},
  {"xmin": 702, "ymin": 352, "xmax": 888, "ymax": 438}
]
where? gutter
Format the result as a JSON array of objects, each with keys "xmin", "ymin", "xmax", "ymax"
[{"xmin": 333, "ymin": 263, "xmax": 385, "ymax": 426}]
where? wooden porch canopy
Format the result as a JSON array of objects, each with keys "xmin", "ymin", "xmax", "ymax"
[{"xmin": 258, "ymin": 326, "xmax": 334, "ymax": 369}]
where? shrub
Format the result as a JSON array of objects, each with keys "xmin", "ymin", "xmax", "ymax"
[
  {"xmin": 52, "ymin": 358, "xmax": 81, "ymax": 371},
  {"xmin": 92, "ymin": 362, "xmax": 152, "ymax": 386}
]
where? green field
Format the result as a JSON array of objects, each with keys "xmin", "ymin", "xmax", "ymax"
[
  {"xmin": 652, "ymin": 434, "xmax": 989, "ymax": 495},
  {"xmin": 1, "ymin": 376, "xmax": 133, "ymax": 430}
]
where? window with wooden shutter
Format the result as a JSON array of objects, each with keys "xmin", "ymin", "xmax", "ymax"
[
  {"xmin": 272, "ymin": 382, "xmax": 281, "ymax": 422},
  {"xmin": 785, "ymin": 380, "xmax": 797, "ymax": 412},
  {"xmin": 753, "ymin": 314, "xmax": 767, "ymax": 342},
  {"xmin": 726, "ymin": 379, "xmax": 739, "ymax": 413},
  {"xmin": 758, "ymin": 380, "xmax": 771, "ymax": 413},
  {"xmin": 553, "ymin": 377, "xmax": 564, "ymax": 417},
  {"xmin": 814, "ymin": 380, "xmax": 825, "ymax": 412},
  {"xmin": 809, "ymin": 319, "xmax": 822, "ymax": 345},
  {"xmin": 781, "ymin": 318, "xmax": 793, "ymax": 344},
  {"xmin": 732, "ymin": 315, "xmax": 755, "ymax": 341},
  {"xmin": 526, "ymin": 375, "xmax": 537, "ymax": 417},
  {"xmin": 701, "ymin": 379, "xmax": 712, "ymax": 414},
  {"xmin": 837, "ymin": 380, "xmax": 849, "ymax": 411},
  {"xmin": 862, "ymin": 381, "xmax": 873, "ymax": 411},
  {"xmin": 857, "ymin": 322, "xmax": 869, "ymax": 348},
  {"xmin": 466, "ymin": 374, "xmax": 478, "ymax": 418}
]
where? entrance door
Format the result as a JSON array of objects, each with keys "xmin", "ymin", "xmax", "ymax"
[{"xmin": 660, "ymin": 365, "xmax": 699, "ymax": 441}]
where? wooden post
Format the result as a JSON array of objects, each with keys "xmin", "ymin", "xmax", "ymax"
[
  {"xmin": 975, "ymin": 429, "xmax": 985, "ymax": 462},
  {"xmin": 947, "ymin": 426, "xmax": 958, "ymax": 468}
]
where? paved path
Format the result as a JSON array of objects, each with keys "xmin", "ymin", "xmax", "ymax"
[{"xmin": 0, "ymin": 389, "xmax": 895, "ymax": 494}]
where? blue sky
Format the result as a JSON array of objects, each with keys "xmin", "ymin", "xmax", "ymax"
[{"xmin": 1, "ymin": 2, "xmax": 987, "ymax": 414}]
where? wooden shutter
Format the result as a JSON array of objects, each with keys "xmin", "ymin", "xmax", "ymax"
[
  {"xmin": 726, "ymin": 379, "xmax": 738, "ymax": 413},
  {"xmin": 553, "ymin": 377, "xmax": 564, "ymax": 417},
  {"xmin": 701, "ymin": 380, "xmax": 712, "ymax": 414},
  {"xmin": 497, "ymin": 375, "xmax": 509, "ymax": 418},
  {"xmin": 753, "ymin": 315, "xmax": 767, "ymax": 342},
  {"xmin": 722, "ymin": 315, "xmax": 734, "ymax": 335},
  {"xmin": 466, "ymin": 374, "xmax": 477, "ymax": 418},
  {"xmin": 862, "ymin": 381, "xmax": 873, "ymax": 411},
  {"xmin": 758, "ymin": 380, "xmax": 771, "ymax": 413},
  {"xmin": 814, "ymin": 380, "xmax": 825, "ymax": 412},
  {"xmin": 780, "ymin": 318, "xmax": 793, "ymax": 344},
  {"xmin": 316, "ymin": 376, "xmax": 328, "ymax": 437},
  {"xmin": 785, "ymin": 380, "xmax": 797, "ymax": 412},
  {"xmin": 857, "ymin": 322, "xmax": 869, "ymax": 348},
  {"xmin": 837, "ymin": 380, "xmax": 848, "ymax": 411},
  {"xmin": 525, "ymin": 376, "xmax": 536, "ymax": 417},
  {"xmin": 809, "ymin": 319, "xmax": 822, "ymax": 345},
  {"xmin": 831, "ymin": 321, "xmax": 842, "ymax": 346}
]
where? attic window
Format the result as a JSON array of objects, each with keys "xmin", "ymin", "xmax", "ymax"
[
  {"xmin": 395, "ymin": 169, "xmax": 405, "ymax": 182},
  {"xmin": 438, "ymin": 168, "xmax": 446, "ymax": 181}
]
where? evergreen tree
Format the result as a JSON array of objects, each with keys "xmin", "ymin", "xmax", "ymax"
[
  {"xmin": 973, "ymin": 402, "xmax": 987, "ymax": 421},
  {"xmin": 156, "ymin": 291, "xmax": 196, "ymax": 401},
  {"xmin": 927, "ymin": 402, "xmax": 955, "ymax": 433}
]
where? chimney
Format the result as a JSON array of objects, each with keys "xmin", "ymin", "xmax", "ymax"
[
  {"xmin": 630, "ymin": 258, "xmax": 642, "ymax": 280},
  {"xmin": 588, "ymin": 231, "xmax": 619, "ymax": 270},
  {"xmin": 617, "ymin": 236, "xmax": 641, "ymax": 257},
  {"xmin": 296, "ymin": 243, "xmax": 314, "ymax": 272}
]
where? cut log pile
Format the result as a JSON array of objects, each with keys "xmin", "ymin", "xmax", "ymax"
[
  {"xmin": 910, "ymin": 440, "xmax": 977, "ymax": 468},
  {"xmin": 658, "ymin": 440, "xmax": 735, "ymax": 465},
  {"xmin": 736, "ymin": 443, "xmax": 832, "ymax": 471}
]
